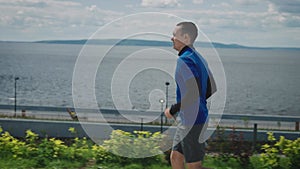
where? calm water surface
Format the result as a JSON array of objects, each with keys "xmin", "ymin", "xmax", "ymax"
[{"xmin": 0, "ymin": 42, "xmax": 299, "ymax": 116}]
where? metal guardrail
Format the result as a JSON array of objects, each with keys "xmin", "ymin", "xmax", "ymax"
[
  {"xmin": 1, "ymin": 104, "xmax": 299, "ymax": 131},
  {"xmin": 215, "ymin": 113, "xmax": 300, "ymax": 122},
  {"xmin": 210, "ymin": 113, "xmax": 300, "ymax": 131},
  {"xmin": 0, "ymin": 104, "xmax": 158, "ymax": 115},
  {"xmin": 1, "ymin": 104, "xmax": 300, "ymax": 121}
]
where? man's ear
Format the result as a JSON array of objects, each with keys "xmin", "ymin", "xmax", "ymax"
[
  {"xmin": 183, "ymin": 33, "xmax": 188, "ymax": 39},
  {"xmin": 183, "ymin": 33, "xmax": 190, "ymax": 44}
]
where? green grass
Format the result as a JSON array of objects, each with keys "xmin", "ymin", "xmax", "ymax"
[
  {"xmin": 203, "ymin": 156, "xmax": 243, "ymax": 169},
  {"xmin": 86, "ymin": 163, "xmax": 172, "ymax": 169},
  {"xmin": 0, "ymin": 157, "xmax": 219, "ymax": 169},
  {"xmin": 0, "ymin": 156, "xmax": 291, "ymax": 169},
  {"xmin": 0, "ymin": 157, "xmax": 172, "ymax": 169},
  {"xmin": 0, "ymin": 157, "xmax": 84, "ymax": 169},
  {"xmin": 0, "ymin": 158, "xmax": 36, "ymax": 169},
  {"xmin": 0, "ymin": 156, "xmax": 245, "ymax": 169}
]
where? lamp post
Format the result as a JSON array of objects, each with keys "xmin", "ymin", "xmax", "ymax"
[
  {"xmin": 165, "ymin": 82, "xmax": 170, "ymax": 108},
  {"xmin": 165, "ymin": 82, "xmax": 170, "ymax": 124},
  {"xmin": 159, "ymin": 99, "xmax": 165, "ymax": 133},
  {"xmin": 14, "ymin": 77, "xmax": 19, "ymax": 117}
]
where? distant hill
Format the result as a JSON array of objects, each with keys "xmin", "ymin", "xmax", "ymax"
[
  {"xmin": 34, "ymin": 39, "xmax": 251, "ymax": 49},
  {"xmin": 0, "ymin": 39, "xmax": 295, "ymax": 49}
]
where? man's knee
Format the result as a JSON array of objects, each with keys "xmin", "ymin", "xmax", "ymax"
[
  {"xmin": 170, "ymin": 151, "xmax": 184, "ymax": 163},
  {"xmin": 187, "ymin": 161, "xmax": 212, "ymax": 169},
  {"xmin": 186, "ymin": 161, "xmax": 202, "ymax": 169}
]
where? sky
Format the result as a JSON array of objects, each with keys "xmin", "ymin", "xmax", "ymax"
[{"xmin": 0, "ymin": 0, "xmax": 300, "ymax": 47}]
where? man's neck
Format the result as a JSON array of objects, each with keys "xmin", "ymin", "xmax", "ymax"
[
  {"xmin": 178, "ymin": 45, "xmax": 186, "ymax": 53},
  {"xmin": 178, "ymin": 44, "xmax": 194, "ymax": 56}
]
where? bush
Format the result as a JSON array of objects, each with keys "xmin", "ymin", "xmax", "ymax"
[
  {"xmin": 92, "ymin": 144, "xmax": 114, "ymax": 163},
  {"xmin": 0, "ymin": 130, "xmax": 27, "ymax": 158},
  {"xmin": 0, "ymin": 127, "xmax": 93, "ymax": 168},
  {"xmin": 259, "ymin": 132, "xmax": 300, "ymax": 169},
  {"xmin": 102, "ymin": 130, "xmax": 165, "ymax": 166},
  {"xmin": 208, "ymin": 126, "xmax": 252, "ymax": 167},
  {"xmin": 2, "ymin": 125, "xmax": 298, "ymax": 169},
  {"xmin": 0, "ymin": 127, "xmax": 167, "ymax": 168}
]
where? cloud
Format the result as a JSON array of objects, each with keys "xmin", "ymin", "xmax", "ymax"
[
  {"xmin": 141, "ymin": 0, "xmax": 180, "ymax": 8},
  {"xmin": 0, "ymin": 0, "xmax": 299, "ymax": 47},
  {"xmin": 162, "ymin": 3, "xmax": 300, "ymax": 46},
  {"xmin": 0, "ymin": 0, "xmax": 122, "ymax": 28},
  {"xmin": 284, "ymin": 15, "xmax": 300, "ymax": 27},
  {"xmin": 86, "ymin": 5, "xmax": 98, "ymax": 12},
  {"xmin": 168, "ymin": 9, "xmax": 269, "ymax": 31},
  {"xmin": 267, "ymin": 1, "xmax": 300, "ymax": 27},
  {"xmin": 0, "ymin": 0, "xmax": 80, "ymax": 8},
  {"xmin": 192, "ymin": 0, "xmax": 204, "ymax": 4},
  {"xmin": 0, "ymin": 0, "xmax": 124, "ymax": 40},
  {"xmin": 234, "ymin": 0, "xmax": 260, "ymax": 6},
  {"xmin": 269, "ymin": 0, "xmax": 300, "ymax": 14},
  {"xmin": 168, "ymin": 0, "xmax": 300, "ymax": 31}
]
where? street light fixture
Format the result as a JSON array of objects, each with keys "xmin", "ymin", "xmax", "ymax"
[{"xmin": 14, "ymin": 77, "xmax": 19, "ymax": 117}]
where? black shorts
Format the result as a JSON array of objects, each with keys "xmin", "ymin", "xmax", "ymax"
[{"xmin": 172, "ymin": 124, "xmax": 206, "ymax": 163}]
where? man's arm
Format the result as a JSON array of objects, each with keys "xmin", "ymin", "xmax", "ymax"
[
  {"xmin": 169, "ymin": 73, "xmax": 217, "ymax": 116},
  {"xmin": 206, "ymin": 71, "xmax": 217, "ymax": 99},
  {"xmin": 169, "ymin": 77, "xmax": 200, "ymax": 116}
]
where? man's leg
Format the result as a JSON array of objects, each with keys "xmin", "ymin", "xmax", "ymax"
[
  {"xmin": 186, "ymin": 161, "xmax": 212, "ymax": 169},
  {"xmin": 181, "ymin": 124, "xmax": 212, "ymax": 169},
  {"xmin": 170, "ymin": 150, "xmax": 185, "ymax": 169}
]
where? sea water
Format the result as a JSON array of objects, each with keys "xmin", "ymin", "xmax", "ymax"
[{"xmin": 0, "ymin": 42, "xmax": 299, "ymax": 116}]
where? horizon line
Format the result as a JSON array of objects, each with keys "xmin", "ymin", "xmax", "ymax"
[{"xmin": 1, "ymin": 38, "xmax": 299, "ymax": 50}]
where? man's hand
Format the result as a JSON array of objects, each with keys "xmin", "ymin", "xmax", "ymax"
[{"xmin": 164, "ymin": 108, "xmax": 173, "ymax": 119}]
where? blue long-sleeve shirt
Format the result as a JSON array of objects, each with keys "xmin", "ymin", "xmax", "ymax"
[{"xmin": 170, "ymin": 46, "xmax": 213, "ymax": 125}]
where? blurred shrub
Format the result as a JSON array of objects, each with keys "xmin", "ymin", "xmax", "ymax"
[
  {"xmin": 259, "ymin": 132, "xmax": 300, "ymax": 169},
  {"xmin": 102, "ymin": 130, "xmax": 165, "ymax": 165}
]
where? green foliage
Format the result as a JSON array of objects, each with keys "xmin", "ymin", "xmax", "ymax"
[
  {"xmin": 249, "ymin": 156, "xmax": 266, "ymax": 169},
  {"xmin": 34, "ymin": 137, "xmax": 69, "ymax": 167},
  {"xmin": 0, "ymin": 130, "xmax": 27, "ymax": 158},
  {"xmin": 123, "ymin": 163, "xmax": 143, "ymax": 169},
  {"xmin": 207, "ymin": 155, "xmax": 242, "ymax": 169},
  {"xmin": 0, "ymin": 127, "xmax": 166, "ymax": 168},
  {"xmin": 102, "ymin": 130, "xmax": 165, "ymax": 165},
  {"xmin": 275, "ymin": 135, "xmax": 300, "ymax": 169},
  {"xmin": 208, "ymin": 126, "xmax": 252, "ymax": 167},
  {"xmin": 71, "ymin": 137, "xmax": 94, "ymax": 161},
  {"xmin": 92, "ymin": 144, "xmax": 114, "ymax": 163},
  {"xmin": 0, "ymin": 127, "xmax": 92, "ymax": 168},
  {"xmin": 0, "ymin": 157, "xmax": 38, "ymax": 169},
  {"xmin": 1, "ymin": 126, "xmax": 298, "ymax": 169},
  {"xmin": 68, "ymin": 127, "xmax": 76, "ymax": 134},
  {"xmin": 259, "ymin": 132, "xmax": 300, "ymax": 169}
]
